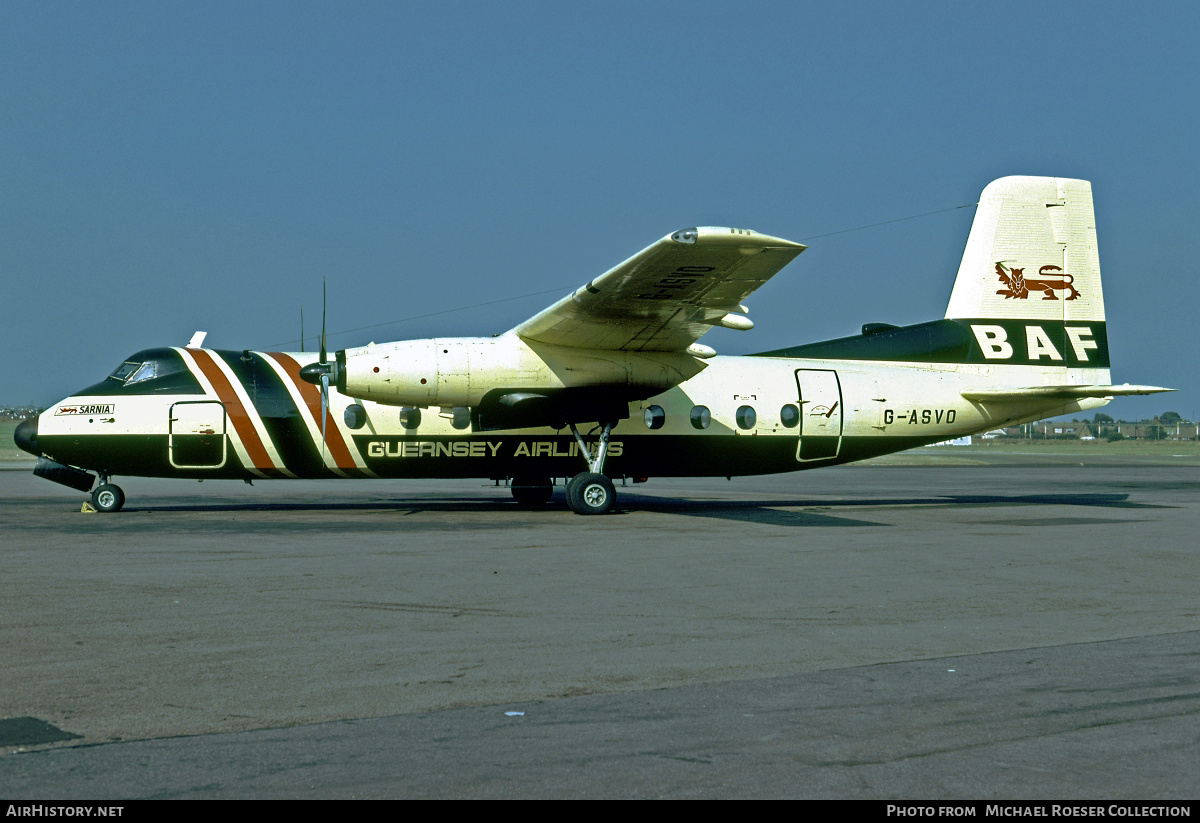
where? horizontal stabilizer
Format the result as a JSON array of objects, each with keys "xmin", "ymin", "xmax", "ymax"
[{"xmin": 962, "ymin": 384, "xmax": 1175, "ymax": 402}]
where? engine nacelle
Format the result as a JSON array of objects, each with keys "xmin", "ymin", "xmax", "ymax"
[{"xmin": 337, "ymin": 334, "xmax": 705, "ymax": 408}]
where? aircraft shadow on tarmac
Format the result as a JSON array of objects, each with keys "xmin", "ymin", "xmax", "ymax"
[
  {"xmin": 103, "ymin": 490, "xmax": 1167, "ymax": 529},
  {"xmin": 620, "ymin": 492, "xmax": 1164, "ymax": 528}
]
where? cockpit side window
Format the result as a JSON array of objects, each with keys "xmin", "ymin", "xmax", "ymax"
[{"xmin": 109, "ymin": 361, "xmax": 141, "ymax": 382}]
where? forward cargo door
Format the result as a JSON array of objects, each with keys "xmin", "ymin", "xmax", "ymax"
[{"xmin": 169, "ymin": 401, "xmax": 227, "ymax": 469}]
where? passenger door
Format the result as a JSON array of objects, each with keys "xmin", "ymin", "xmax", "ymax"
[{"xmin": 794, "ymin": 369, "xmax": 842, "ymax": 461}]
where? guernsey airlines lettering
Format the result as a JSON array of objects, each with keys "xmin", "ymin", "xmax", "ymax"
[
  {"xmin": 363, "ymin": 440, "xmax": 626, "ymax": 459},
  {"xmin": 16, "ymin": 176, "xmax": 1172, "ymax": 515}
]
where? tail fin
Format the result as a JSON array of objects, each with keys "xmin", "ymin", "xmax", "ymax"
[
  {"xmin": 947, "ymin": 176, "xmax": 1103, "ymax": 324},
  {"xmin": 755, "ymin": 176, "xmax": 1169, "ymax": 401},
  {"xmin": 945, "ymin": 176, "xmax": 1109, "ymax": 377},
  {"xmin": 948, "ymin": 176, "xmax": 1172, "ymax": 403}
]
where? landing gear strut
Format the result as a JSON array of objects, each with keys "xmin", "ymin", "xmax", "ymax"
[{"xmin": 565, "ymin": 420, "xmax": 617, "ymax": 515}]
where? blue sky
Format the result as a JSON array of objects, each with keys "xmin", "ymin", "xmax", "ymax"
[{"xmin": 3, "ymin": 1, "xmax": 1197, "ymax": 421}]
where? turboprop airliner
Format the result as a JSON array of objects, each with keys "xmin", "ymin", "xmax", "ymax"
[{"xmin": 14, "ymin": 176, "xmax": 1172, "ymax": 514}]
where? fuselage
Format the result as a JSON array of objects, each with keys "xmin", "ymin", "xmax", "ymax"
[{"xmin": 23, "ymin": 338, "xmax": 1108, "ymax": 483}]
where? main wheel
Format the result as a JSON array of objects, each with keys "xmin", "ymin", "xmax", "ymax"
[
  {"xmin": 511, "ymin": 476, "xmax": 553, "ymax": 505},
  {"xmin": 566, "ymin": 472, "xmax": 615, "ymax": 515},
  {"xmin": 91, "ymin": 483, "xmax": 126, "ymax": 513}
]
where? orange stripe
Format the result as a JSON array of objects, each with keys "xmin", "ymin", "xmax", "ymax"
[
  {"xmin": 188, "ymin": 349, "xmax": 279, "ymax": 474},
  {"xmin": 266, "ymin": 352, "xmax": 362, "ymax": 474}
]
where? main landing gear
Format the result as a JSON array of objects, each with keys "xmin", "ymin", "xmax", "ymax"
[
  {"xmin": 90, "ymin": 475, "xmax": 126, "ymax": 513},
  {"xmin": 507, "ymin": 420, "xmax": 620, "ymax": 514},
  {"xmin": 565, "ymin": 472, "xmax": 615, "ymax": 515},
  {"xmin": 564, "ymin": 420, "xmax": 617, "ymax": 515}
]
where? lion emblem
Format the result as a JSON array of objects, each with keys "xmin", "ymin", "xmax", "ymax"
[{"xmin": 995, "ymin": 263, "xmax": 1079, "ymax": 300}]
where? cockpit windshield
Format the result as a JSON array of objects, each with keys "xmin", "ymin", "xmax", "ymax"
[
  {"xmin": 82, "ymin": 348, "xmax": 203, "ymax": 397},
  {"xmin": 105, "ymin": 351, "xmax": 186, "ymax": 385},
  {"xmin": 126, "ymin": 361, "xmax": 159, "ymax": 384}
]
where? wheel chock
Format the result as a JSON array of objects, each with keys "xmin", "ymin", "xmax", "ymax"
[{"xmin": 80, "ymin": 502, "xmax": 97, "ymax": 513}]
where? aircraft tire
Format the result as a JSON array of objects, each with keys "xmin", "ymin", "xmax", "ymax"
[
  {"xmin": 566, "ymin": 472, "xmax": 615, "ymax": 515},
  {"xmin": 511, "ymin": 476, "xmax": 553, "ymax": 505},
  {"xmin": 91, "ymin": 484, "xmax": 126, "ymax": 513}
]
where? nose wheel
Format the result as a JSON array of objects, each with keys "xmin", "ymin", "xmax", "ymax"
[{"xmin": 91, "ymin": 483, "xmax": 126, "ymax": 513}]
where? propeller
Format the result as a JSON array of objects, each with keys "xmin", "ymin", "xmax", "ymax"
[{"xmin": 298, "ymin": 280, "xmax": 336, "ymax": 458}]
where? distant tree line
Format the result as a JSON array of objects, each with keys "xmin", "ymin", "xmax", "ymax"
[
  {"xmin": 1090, "ymin": 411, "xmax": 1187, "ymax": 441},
  {"xmin": 993, "ymin": 411, "xmax": 1193, "ymax": 441}
]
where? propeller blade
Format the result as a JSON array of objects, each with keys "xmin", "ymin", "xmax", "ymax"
[
  {"xmin": 320, "ymin": 373, "xmax": 329, "ymax": 460},
  {"xmin": 319, "ymin": 279, "xmax": 327, "ymax": 364},
  {"xmin": 297, "ymin": 278, "xmax": 333, "ymax": 463}
]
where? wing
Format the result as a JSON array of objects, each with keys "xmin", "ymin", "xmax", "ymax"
[{"xmin": 511, "ymin": 227, "xmax": 806, "ymax": 352}]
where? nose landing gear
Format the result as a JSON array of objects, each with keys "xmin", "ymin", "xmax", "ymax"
[{"xmin": 91, "ymin": 475, "xmax": 126, "ymax": 513}]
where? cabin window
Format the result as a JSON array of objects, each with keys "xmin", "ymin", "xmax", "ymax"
[
  {"xmin": 344, "ymin": 404, "xmax": 367, "ymax": 430},
  {"xmin": 690, "ymin": 405, "xmax": 711, "ymax": 430},
  {"xmin": 780, "ymin": 404, "xmax": 800, "ymax": 428},
  {"xmin": 644, "ymin": 405, "xmax": 666, "ymax": 430},
  {"xmin": 736, "ymin": 405, "xmax": 757, "ymax": 430},
  {"xmin": 399, "ymin": 407, "xmax": 421, "ymax": 429}
]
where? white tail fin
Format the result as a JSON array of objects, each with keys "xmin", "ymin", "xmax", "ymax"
[
  {"xmin": 754, "ymin": 175, "xmax": 1171, "ymax": 402},
  {"xmin": 946, "ymin": 176, "xmax": 1104, "ymax": 324},
  {"xmin": 946, "ymin": 177, "xmax": 1172, "ymax": 402}
]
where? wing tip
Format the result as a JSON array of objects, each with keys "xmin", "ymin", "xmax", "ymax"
[{"xmin": 681, "ymin": 226, "xmax": 806, "ymax": 250}]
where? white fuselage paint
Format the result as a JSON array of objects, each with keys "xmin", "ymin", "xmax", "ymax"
[{"xmin": 36, "ymin": 349, "xmax": 1110, "ymax": 479}]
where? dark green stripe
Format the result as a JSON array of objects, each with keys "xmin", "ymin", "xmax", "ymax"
[
  {"xmin": 36, "ymin": 434, "xmax": 248, "ymax": 479},
  {"xmin": 38, "ymin": 432, "xmax": 949, "ymax": 481},
  {"xmin": 752, "ymin": 319, "xmax": 1109, "ymax": 368}
]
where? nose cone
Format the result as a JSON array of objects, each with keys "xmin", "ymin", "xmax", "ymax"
[{"xmin": 14, "ymin": 417, "xmax": 39, "ymax": 456}]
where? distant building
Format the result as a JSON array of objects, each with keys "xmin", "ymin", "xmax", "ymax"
[
  {"xmin": 1, "ymin": 407, "xmax": 43, "ymax": 421},
  {"xmin": 1111, "ymin": 420, "xmax": 1198, "ymax": 440},
  {"xmin": 992, "ymin": 419, "xmax": 1197, "ymax": 441},
  {"xmin": 927, "ymin": 435, "xmax": 972, "ymax": 446}
]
